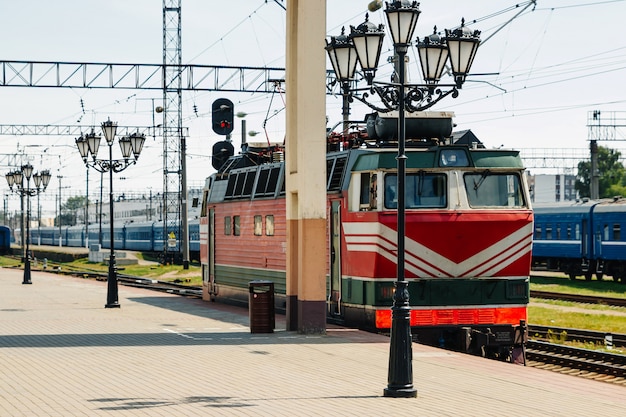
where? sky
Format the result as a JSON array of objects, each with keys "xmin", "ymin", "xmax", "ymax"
[{"xmin": 1, "ymin": 0, "xmax": 626, "ymax": 218}]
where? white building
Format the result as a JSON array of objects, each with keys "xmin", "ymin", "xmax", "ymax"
[{"xmin": 528, "ymin": 174, "xmax": 577, "ymax": 204}]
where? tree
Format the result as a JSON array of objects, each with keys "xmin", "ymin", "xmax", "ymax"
[
  {"xmin": 55, "ymin": 195, "xmax": 88, "ymax": 226},
  {"xmin": 575, "ymin": 146, "xmax": 625, "ymax": 198}
]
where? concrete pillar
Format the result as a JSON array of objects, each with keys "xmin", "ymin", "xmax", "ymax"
[{"xmin": 285, "ymin": 0, "xmax": 327, "ymax": 334}]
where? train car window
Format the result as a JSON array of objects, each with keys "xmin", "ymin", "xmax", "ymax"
[
  {"xmin": 534, "ymin": 225, "xmax": 542, "ymax": 239},
  {"xmin": 384, "ymin": 173, "xmax": 446, "ymax": 209},
  {"xmin": 224, "ymin": 216, "xmax": 231, "ymax": 235},
  {"xmin": 604, "ymin": 224, "xmax": 609, "ymax": 240},
  {"xmin": 614, "ymin": 224, "xmax": 621, "ymax": 241},
  {"xmin": 556, "ymin": 225, "xmax": 561, "ymax": 240},
  {"xmin": 575, "ymin": 224, "xmax": 580, "ymax": 239},
  {"xmin": 567, "ymin": 225, "xmax": 572, "ymax": 240},
  {"xmin": 266, "ymin": 215, "xmax": 274, "ymax": 236},
  {"xmin": 463, "ymin": 172, "xmax": 525, "ymax": 207},
  {"xmin": 546, "ymin": 224, "xmax": 552, "ymax": 240},
  {"xmin": 233, "ymin": 215, "xmax": 241, "ymax": 236}
]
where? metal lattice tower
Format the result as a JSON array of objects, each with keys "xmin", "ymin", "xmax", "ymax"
[
  {"xmin": 587, "ymin": 110, "xmax": 626, "ymax": 200},
  {"xmin": 162, "ymin": 0, "xmax": 189, "ymax": 265}
]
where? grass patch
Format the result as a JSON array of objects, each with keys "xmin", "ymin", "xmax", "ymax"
[
  {"xmin": 530, "ymin": 273, "xmax": 626, "ymax": 299},
  {"xmin": 529, "ymin": 304, "xmax": 626, "ymax": 334},
  {"xmin": 0, "ymin": 256, "xmax": 24, "ymax": 268},
  {"xmin": 0, "ymin": 254, "xmax": 202, "ymax": 286}
]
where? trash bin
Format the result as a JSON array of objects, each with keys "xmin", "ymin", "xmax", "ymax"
[{"xmin": 249, "ymin": 280, "xmax": 275, "ymax": 333}]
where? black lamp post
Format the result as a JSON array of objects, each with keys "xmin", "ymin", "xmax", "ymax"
[
  {"xmin": 326, "ymin": 0, "xmax": 480, "ymax": 398},
  {"xmin": 75, "ymin": 119, "xmax": 145, "ymax": 308},
  {"xmin": 6, "ymin": 164, "xmax": 52, "ymax": 284}
]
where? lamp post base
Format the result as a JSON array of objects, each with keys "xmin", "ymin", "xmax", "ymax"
[
  {"xmin": 384, "ymin": 281, "xmax": 417, "ymax": 398},
  {"xmin": 22, "ymin": 258, "xmax": 32, "ymax": 285},
  {"xmin": 105, "ymin": 253, "xmax": 120, "ymax": 309},
  {"xmin": 383, "ymin": 387, "xmax": 418, "ymax": 398}
]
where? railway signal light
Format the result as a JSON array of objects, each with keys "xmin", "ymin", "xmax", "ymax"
[{"xmin": 212, "ymin": 98, "xmax": 234, "ymax": 136}]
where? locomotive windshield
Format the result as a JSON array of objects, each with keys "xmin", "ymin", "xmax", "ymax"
[
  {"xmin": 384, "ymin": 173, "xmax": 447, "ymax": 209},
  {"xmin": 464, "ymin": 172, "xmax": 525, "ymax": 207}
]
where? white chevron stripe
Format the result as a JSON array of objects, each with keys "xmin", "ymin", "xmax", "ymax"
[{"xmin": 343, "ymin": 221, "xmax": 533, "ymax": 278}]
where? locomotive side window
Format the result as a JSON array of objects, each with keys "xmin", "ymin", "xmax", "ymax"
[
  {"xmin": 384, "ymin": 173, "xmax": 446, "ymax": 209},
  {"xmin": 224, "ymin": 216, "xmax": 231, "ymax": 235},
  {"xmin": 200, "ymin": 190, "xmax": 209, "ymax": 217},
  {"xmin": 464, "ymin": 172, "xmax": 525, "ymax": 207},
  {"xmin": 233, "ymin": 215, "xmax": 241, "ymax": 236},
  {"xmin": 266, "ymin": 215, "xmax": 275, "ymax": 236},
  {"xmin": 254, "ymin": 215, "xmax": 262, "ymax": 236},
  {"xmin": 358, "ymin": 172, "xmax": 378, "ymax": 211}
]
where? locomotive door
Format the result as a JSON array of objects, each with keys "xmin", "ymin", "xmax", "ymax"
[
  {"xmin": 208, "ymin": 208, "xmax": 217, "ymax": 298},
  {"xmin": 329, "ymin": 200, "xmax": 343, "ymax": 317}
]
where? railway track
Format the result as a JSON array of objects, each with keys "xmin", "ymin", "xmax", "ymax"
[
  {"xmin": 529, "ymin": 325, "xmax": 626, "ymax": 349},
  {"xmin": 116, "ymin": 274, "xmax": 203, "ymax": 297},
  {"xmin": 526, "ymin": 340, "xmax": 626, "ymax": 385},
  {"xmin": 530, "ymin": 290, "xmax": 626, "ymax": 307}
]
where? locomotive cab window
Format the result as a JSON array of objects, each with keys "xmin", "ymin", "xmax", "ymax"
[
  {"xmin": 384, "ymin": 173, "xmax": 446, "ymax": 209},
  {"xmin": 464, "ymin": 172, "xmax": 525, "ymax": 207},
  {"xmin": 439, "ymin": 149, "xmax": 469, "ymax": 167}
]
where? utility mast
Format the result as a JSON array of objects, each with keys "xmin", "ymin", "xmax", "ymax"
[
  {"xmin": 162, "ymin": 0, "xmax": 189, "ymax": 266},
  {"xmin": 587, "ymin": 110, "xmax": 626, "ymax": 200}
]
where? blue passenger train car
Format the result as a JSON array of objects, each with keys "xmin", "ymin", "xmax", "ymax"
[
  {"xmin": 0, "ymin": 225, "xmax": 11, "ymax": 254},
  {"xmin": 532, "ymin": 197, "xmax": 626, "ymax": 282},
  {"xmin": 25, "ymin": 219, "xmax": 200, "ymax": 261}
]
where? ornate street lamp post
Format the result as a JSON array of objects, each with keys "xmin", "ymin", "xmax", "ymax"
[
  {"xmin": 326, "ymin": 0, "xmax": 480, "ymax": 398},
  {"xmin": 6, "ymin": 164, "xmax": 52, "ymax": 284},
  {"xmin": 75, "ymin": 119, "xmax": 145, "ymax": 308}
]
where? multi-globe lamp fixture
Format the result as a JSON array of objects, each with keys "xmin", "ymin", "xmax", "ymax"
[
  {"xmin": 5, "ymin": 164, "xmax": 52, "ymax": 285},
  {"xmin": 75, "ymin": 119, "xmax": 145, "ymax": 308}
]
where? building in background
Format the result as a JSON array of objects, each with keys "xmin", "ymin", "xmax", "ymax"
[{"xmin": 528, "ymin": 174, "xmax": 577, "ymax": 203}]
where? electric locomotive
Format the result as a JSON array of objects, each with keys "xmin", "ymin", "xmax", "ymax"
[{"xmin": 200, "ymin": 112, "xmax": 532, "ymax": 361}]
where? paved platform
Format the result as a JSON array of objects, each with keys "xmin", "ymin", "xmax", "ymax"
[{"xmin": 0, "ymin": 268, "xmax": 624, "ymax": 417}]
